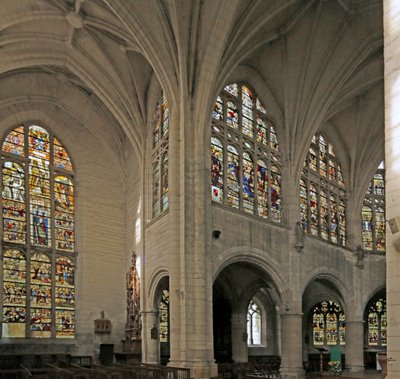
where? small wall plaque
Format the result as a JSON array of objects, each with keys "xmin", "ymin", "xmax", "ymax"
[
  {"xmin": 150, "ymin": 324, "xmax": 158, "ymax": 340},
  {"xmin": 95, "ymin": 310, "xmax": 111, "ymax": 334}
]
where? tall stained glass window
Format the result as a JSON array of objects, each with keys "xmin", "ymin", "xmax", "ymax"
[
  {"xmin": 247, "ymin": 300, "xmax": 262, "ymax": 346},
  {"xmin": 211, "ymin": 83, "xmax": 282, "ymax": 222},
  {"xmin": 361, "ymin": 162, "xmax": 385, "ymax": 253},
  {"xmin": 300, "ymin": 134, "xmax": 346, "ymax": 246},
  {"xmin": 312, "ymin": 301, "xmax": 345, "ymax": 346},
  {"xmin": 159, "ymin": 290, "xmax": 169, "ymax": 343},
  {"xmin": 1, "ymin": 124, "xmax": 75, "ymax": 338},
  {"xmin": 366, "ymin": 296, "xmax": 386, "ymax": 347},
  {"xmin": 152, "ymin": 94, "xmax": 169, "ymax": 218}
]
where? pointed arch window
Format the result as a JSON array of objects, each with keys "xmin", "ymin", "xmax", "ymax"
[
  {"xmin": 152, "ymin": 94, "xmax": 169, "ymax": 218},
  {"xmin": 1, "ymin": 124, "xmax": 75, "ymax": 339},
  {"xmin": 247, "ymin": 300, "xmax": 262, "ymax": 346},
  {"xmin": 300, "ymin": 134, "xmax": 346, "ymax": 246},
  {"xmin": 211, "ymin": 83, "xmax": 282, "ymax": 222},
  {"xmin": 312, "ymin": 301, "xmax": 345, "ymax": 346},
  {"xmin": 361, "ymin": 162, "xmax": 385, "ymax": 253},
  {"xmin": 366, "ymin": 296, "xmax": 386, "ymax": 347}
]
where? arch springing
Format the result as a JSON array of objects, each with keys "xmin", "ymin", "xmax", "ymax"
[
  {"xmin": 211, "ymin": 83, "xmax": 282, "ymax": 222},
  {"xmin": 1, "ymin": 124, "xmax": 75, "ymax": 339},
  {"xmin": 152, "ymin": 94, "xmax": 169, "ymax": 218},
  {"xmin": 361, "ymin": 161, "xmax": 385, "ymax": 253},
  {"xmin": 300, "ymin": 134, "xmax": 346, "ymax": 246}
]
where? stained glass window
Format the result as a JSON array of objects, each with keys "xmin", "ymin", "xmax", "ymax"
[
  {"xmin": 243, "ymin": 152, "xmax": 254, "ymax": 213},
  {"xmin": 2, "ymin": 249, "xmax": 26, "ymax": 337},
  {"xmin": 247, "ymin": 300, "xmax": 262, "ymax": 346},
  {"xmin": 55, "ymin": 257, "xmax": 75, "ymax": 337},
  {"xmin": 1, "ymin": 124, "xmax": 75, "ymax": 339},
  {"xmin": 361, "ymin": 162, "xmax": 385, "ymax": 253},
  {"xmin": 159, "ymin": 290, "xmax": 169, "ymax": 343},
  {"xmin": 3, "ymin": 162, "xmax": 26, "ymax": 244},
  {"xmin": 312, "ymin": 301, "xmax": 345, "ymax": 346},
  {"xmin": 300, "ymin": 133, "xmax": 346, "ymax": 246},
  {"xmin": 366, "ymin": 296, "xmax": 386, "ymax": 347},
  {"xmin": 226, "ymin": 145, "xmax": 240, "ymax": 209},
  {"xmin": 211, "ymin": 83, "xmax": 282, "ymax": 223},
  {"xmin": 211, "ymin": 138, "xmax": 224, "ymax": 203},
  {"xmin": 152, "ymin": 93, "xmax": 169, "ymax": 218}
]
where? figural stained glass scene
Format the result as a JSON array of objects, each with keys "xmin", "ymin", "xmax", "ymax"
[
  {"xmin": 211, "ymin": 83, "xmax": 282, "ymax": 223},
  {"xmin": 1, "ymin": 124, "xmax": 75, "ymax": 339}
]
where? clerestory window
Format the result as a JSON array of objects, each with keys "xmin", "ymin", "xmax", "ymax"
[
  {"xmin": 211, "ymin": 83, "xmax": 282, "ymax": 222},
  {"xmin": 300, "ymin": 134, "xmax": 346, "ymax": 246},
  {"xmin": 361, "ymin": 162, "xmax": 385, "ymax": 253},
  {"xmin": 152, "ymin": 94, "xmax": 169, "ymax": 218}
]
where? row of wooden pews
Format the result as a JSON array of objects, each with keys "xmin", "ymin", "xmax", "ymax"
[{"xmin": 0, "ymin": 355, "xmax": 191, "ymax": 379}]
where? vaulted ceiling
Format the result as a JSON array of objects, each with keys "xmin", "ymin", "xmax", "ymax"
[{"xmin": 0, "ymin": 0, "xmax": 384, "ymax": 198}]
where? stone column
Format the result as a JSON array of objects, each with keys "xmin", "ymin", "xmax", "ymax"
[
  {"xmin": 141, "ymin": 310, "xmax": 159, "ymax": 365},
  {"xmin": 231, "ymin": 313, "xmax": 248, "ymax": 363},
  {"xmin": 280, "ymin": 313, "xmax": 305, "ymax": 379},
  {"xmin": 165, "ymin": 99, "xmax": 218, "ymax": 379},
  {"xmin": 345, "ymin": 321, "xmax": 364, "ymax": 371},
  {"xmin": 384, "ymin": 1, "xmax": 400, "ymax": 378}
]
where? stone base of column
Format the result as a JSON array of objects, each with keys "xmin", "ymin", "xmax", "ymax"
[
  {"xmin": 168, "ymin": 360, "xmax": 218, "ymax": 379},
  {"xmin": 279, "ymin": 367, "xmax": 305, "ymax": 379},
  {"xmin": 347, "ymin": 365, "xmax": 365, "ymax": 372}
]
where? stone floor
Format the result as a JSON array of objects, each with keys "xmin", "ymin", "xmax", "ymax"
[{"xmin": 307, "ymin": 370, "xmax": 382, "ymax": 379}]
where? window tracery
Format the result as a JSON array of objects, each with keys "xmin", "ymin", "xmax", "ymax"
[
  {"xmin": 300, "ymin": 134, "xmax": 346, "ymax": 246},
  {"xmin": 1, "ymin": 124, "xmax": 75, "ymax": 339},
  {"xmin": 211, "ymin": 83, "xmax": 282, "ymax": 222}
]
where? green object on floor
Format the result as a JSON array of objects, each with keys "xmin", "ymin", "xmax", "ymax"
[{"xmin": 330, "ymin": 346, "xmax": 341, "ymax": 362}]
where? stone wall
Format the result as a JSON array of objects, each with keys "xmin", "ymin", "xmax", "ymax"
[{"xmin": 384, "ymin": 1, "xmax": 400, "ymax": 377}]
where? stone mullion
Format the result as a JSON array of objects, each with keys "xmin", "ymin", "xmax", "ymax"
[
  {"xmin": 26, "ymin": 252, "xmax": 31, "ymax": 338},
  {"xmin": 24, "ymin": 132, "xmax": 32, "ymax": 337},
  {"xmin": 306, "ymin": 175, "xmax": 312, "ymax": 234},
  {"xmin": 50, "ymin": 136, "xmax": 56, "ymax": 338}
]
